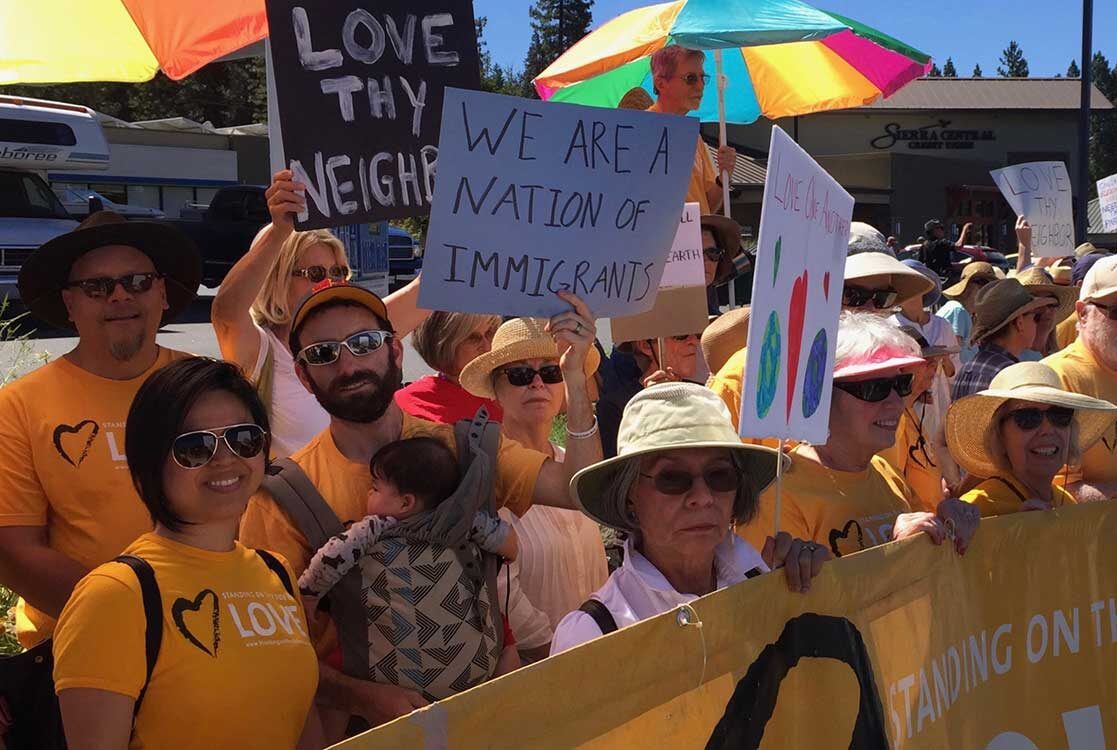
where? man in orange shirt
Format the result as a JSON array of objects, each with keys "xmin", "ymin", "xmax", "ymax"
[{"xmin": 0, "ymin": 213, "xmax": 200, "ymax": 648}]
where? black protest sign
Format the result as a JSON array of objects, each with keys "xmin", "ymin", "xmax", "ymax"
[{"xmin": 265, "ymin": 0, "xmax": 481, "ymax": 229}]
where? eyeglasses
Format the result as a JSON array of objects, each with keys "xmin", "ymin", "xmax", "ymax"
[
  {"xmin": 834, "ymin": 373, "xmax": 914, "ymax": 402},
  {"xmin": 172, "ymin": 423, "xmax": 267, "ymax": 469},
  {"xmin": 292, "ymin": 265, "xmax": 350, "ymax": 283},
  {"xmin": 674, "ymin": 73, "xmax": 710, "ymax": 86},
  {"xmin": 1089, "ymin": 302, "xmax": 1117, "ymax": 321},
  {"xmin": 841, "ymin": 286, "xmax": 899, "ymax": 310},
  {"xmin": 499, "ymin": 364, "xmax": 563, "ymax": 386},
  {"xmin": 63, "ymin": 272, "xmax": 161, "ymax": 298},
  {"xmin": 1004, "ymin": 406, "xmax": 1074, "ymax": 431},
  {"xmin": 296, "ymin": 330, "xmax": 392, "ymax": 366},
  {"xmin": 640, "ymin": 466, "xmax": 739, "ymax": 495},
  {"xmin": 703, "ymin": 246, "xmax": 724, "ymax": 262}
]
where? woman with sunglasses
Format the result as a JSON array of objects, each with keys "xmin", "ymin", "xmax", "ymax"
[
  {"xmin": 212, "ymin": 169, "xmax": 430, "ymax": 458},
  {"xmin": 739, "ymin": 312, "xmax": 981, "ymax": 559},
  {"xmin": 52, "ymin": 358, "xmax": 322, "ymax": 749},
  {"xmin": 945, "ymin": 362, "xmax": 1117, "ymax": 517},
  {"xmin": 460, "ymin": 318, "xmax": 607, "ymax": 662},
  {"xmin": 551, "ymin": 383, "xmax": 827, "ymax": 654},
  {"xmin": 701, "ymin": 215, "xmax": 746, "ymax": 315}
]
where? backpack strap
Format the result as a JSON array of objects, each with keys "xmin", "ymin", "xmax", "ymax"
[
  {"xmin": 578, "ymin": 599, "xmax": 618, "ymax": 636},
  {"xmin": 990, "ymin": 477, "xmax": 1029, "ymax": 504},
  {"xmin": 113, "ymin": 555, "xmax": 163, "ymax": 719},
  {"xmin": 254, "ymin": 549, "xmax": 294, "ymax": 597}
]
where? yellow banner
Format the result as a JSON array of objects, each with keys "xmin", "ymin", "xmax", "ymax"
[{"xmin": 335, "ymin": 503, "xmax": 1117, "ymax": 748}]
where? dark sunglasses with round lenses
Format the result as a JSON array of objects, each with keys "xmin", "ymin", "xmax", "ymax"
[
  {"xmin": 64, "ymin": 272, "xmax": 161, "ymax": 298},
  {"xmin": 834, "ymin": 373, "xmax": 914, "ymax": 402},
  {"xmin": 296, "ymin": 330, "xmax": 393, "ymax": 366},
  {"xmin": 291, "ymin": 265, "xmax": 350, "ymax": 283},
  {"xmin": 842, "ymin": 286, "xmax": 899, "ymax": 310},
  {"xmin": 640, "ymin": 465, "xmax": 740, "ymax": 495},
  {"xmin": 499, "ymin": 364, "xmax": 563, "ymax": 387},
  {"xmin": 172, "ymin": 423, "xmax": 267, "ymax": 469},
  {"xmin": 1004, "ymin": 406, "xmax": 1074, "ymax": 431}
]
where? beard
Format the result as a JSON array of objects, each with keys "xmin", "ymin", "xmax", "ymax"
[
  {"xmin": 108, "ymin": 330, "xmax": 146, "ymax": 362},
  {"xmin": 308, "ymin": 349, "xmax": 403, "ymax": 423}
]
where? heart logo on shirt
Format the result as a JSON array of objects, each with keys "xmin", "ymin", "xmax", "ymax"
[
  {"xmin": 52, "ymin": 420, "xmax": 100, "ymax": 467},
  {"xmin": 172, "ymin": 589, "xmax": 221, "ymax": 657},
  {"xmin": 828, "ymin": 519, "xmax": 866, "ymax": 558}
]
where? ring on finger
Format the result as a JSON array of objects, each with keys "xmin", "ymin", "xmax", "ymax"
[{"xmin": 575, "ymin": 322, "xmax": 582, "ymax": 334}]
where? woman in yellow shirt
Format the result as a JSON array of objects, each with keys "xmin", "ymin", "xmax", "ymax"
[
  {"xmin": 946, "ymin": 361, "xmax": 1117, "ymax": 518},
  {"xmin": 53, "ymin": 358, "xmax": 321, "ymax": 749}
]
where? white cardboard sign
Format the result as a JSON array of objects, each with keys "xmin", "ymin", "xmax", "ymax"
[{"xmin": 990, "ymin": 161, "xmax": 1074, "ymax": 257}]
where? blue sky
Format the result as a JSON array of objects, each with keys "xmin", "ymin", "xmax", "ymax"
[{"xmin": 473, "ymin": 0, "xmax": 1117, "ymax": 79}]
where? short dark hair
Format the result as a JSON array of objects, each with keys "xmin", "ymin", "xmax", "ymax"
[
  {"xmin": 288, "ymin": 299, "xmax": 393, "ymax": 356},
  {"xmin": 126, "ymin": 357, "xmax": 270, "ymax": 532},
  {"xmin": 369, "ymin": 436, "xmax": 460, "ymax": 511}
]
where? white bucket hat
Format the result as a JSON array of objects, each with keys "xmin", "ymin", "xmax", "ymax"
[
  {"xmin": 844, "ymin": 252, "xmax": 935, "ymax": 308},
  {"xmin": 570, "ymin": 383, "xmax": 784, "ymax": 531}
]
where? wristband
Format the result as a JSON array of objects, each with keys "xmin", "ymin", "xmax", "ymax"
[{"xmin": 566, "ymin": 415, "xmax": 599, "ymax": 440}]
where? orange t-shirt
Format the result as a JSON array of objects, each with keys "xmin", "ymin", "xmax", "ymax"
[{"xmin": 0, "ymin": 348, "xmax": 187, "ymax": 647}]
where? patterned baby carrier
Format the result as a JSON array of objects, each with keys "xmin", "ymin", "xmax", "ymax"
[{"xmin": 262, "ymin": 408, "xmax": 504, "ymax": 701}]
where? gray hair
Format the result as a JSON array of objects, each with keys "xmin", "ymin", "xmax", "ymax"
[
  {"xmin": 834, "ymin": 310, "xmax": 921, "ymax": 373},
  {"xmin": 650, "ymin": 46, "xmax": 706, "ymax": 95}
]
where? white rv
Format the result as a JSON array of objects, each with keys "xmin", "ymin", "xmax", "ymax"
[{"xmin": 0, "ymin": 95, "xmax": 110, "ymax": 301}]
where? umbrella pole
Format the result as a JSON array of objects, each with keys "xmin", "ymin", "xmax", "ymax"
[{"xmin": 714, "ymin": 49, "xmax": 731, "ymax": 220}]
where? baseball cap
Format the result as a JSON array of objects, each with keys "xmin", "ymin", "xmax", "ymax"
[
  {"xmin": 1079, "ymin": 255, "xmax": 1117, "ymax": 304},
  {"xmin": 289, "ymin": 280, "xmax": 392, "ymax": 354}
]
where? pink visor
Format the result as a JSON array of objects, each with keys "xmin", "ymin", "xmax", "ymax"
[{"xmin": 832, "ymin": 347, "xmax": 926, "ymax": 380}]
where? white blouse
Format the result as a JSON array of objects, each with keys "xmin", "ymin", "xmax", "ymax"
[{"xmin": 250, "ymin": 325, "xmax": 330, "ymax": 459}]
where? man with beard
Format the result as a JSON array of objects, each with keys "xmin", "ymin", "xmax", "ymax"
[
  {"xmin": 239, "ymin": 280, "xmax": 601, "ymax": 729},
  {"xmin": 0, "ymin": 212, "xmax": 200, "ymax": 649},
  {"xmin": 1043, "ymin": 256, "xmax": 1117, "ymax": 502}
]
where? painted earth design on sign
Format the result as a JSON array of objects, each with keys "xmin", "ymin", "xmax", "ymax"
[
  {"xmin": 802, "ymin": 328, "xmax": 827, "ymax": 419},
  {"xmin": 756, "ymin": 311, "xmax": 781, "ymax": 419}
]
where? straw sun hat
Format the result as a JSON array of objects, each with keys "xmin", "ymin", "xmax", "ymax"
[
  {"xmin": 459, "ymin": 317, "xmax": 601, "ymax": 400},
  {"xmin": 945, "ymin": 362, "xmax": 1117, "ymax": 479},
  {"xmin": 701, "ymin": 306, "xmax": 750, "ymax": 375},
  {"xmin": 570, "ymin": 383, "xmax": 784, "ymax": 531},
  {"xmin": 1012, "ymin": 266, "xmax": 1077, "ymax": 322},
  {"xmin": 942, "ymin": 261, "xmax": 997, "ymax": 299}
]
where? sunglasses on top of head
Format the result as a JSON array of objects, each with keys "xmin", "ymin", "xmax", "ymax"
[
  {"xmin": 499, "ymin": 364, "xmax": 563, "ymax": 387},
  {"xmin": 1003, "ymin": 406, "xmax": 1074, "ymax": 431},
  {"xmin": 64, "ymin": 272, "xmax": 162, "ymax": 299},
  {"xmin": 834, "ymin": 373, "xmax": 914, "ymax": 402},
  {"xmin": 640, "ymin": 465, "xmax": 740, "ymax": 495},
  {"xmin": 291, "ymin": 265, "xmax": 350, "ymax": 283},
  {"xmin": 172, "ymin": 423, "xmax": 267, "ymax": 469},
  {"xmin": 841, "ymin": 286, "xmax": 899, "ymax": 310},
  {"xmin": 296, "ymin": 330, "xmax": 393, "ymax": 366}
]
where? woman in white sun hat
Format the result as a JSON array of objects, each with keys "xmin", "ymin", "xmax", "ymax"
[
  {"xmin": 550, "ymin": 383, "xmax": 828, "ymax": 654},
  {"xmin": 946, "ymin": 362, "xmax": 1117, "ymax": 517}
]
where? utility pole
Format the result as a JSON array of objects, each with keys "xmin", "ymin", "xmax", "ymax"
[{"xmin": 1077, "ymin": 0, "xmax": 1093, "ymax": 242}]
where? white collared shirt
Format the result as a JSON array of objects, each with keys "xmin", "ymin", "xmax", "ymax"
[{"xmin": 549, "ymin": 533, "xmax": 768, "ymax": 655}]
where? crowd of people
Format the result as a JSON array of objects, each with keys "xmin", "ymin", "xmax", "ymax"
[{"xmin": 0, "ymin": 43, "xmax": 1114, "ymax": 750}]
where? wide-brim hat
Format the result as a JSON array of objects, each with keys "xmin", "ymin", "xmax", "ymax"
[
  {"xmin": 900, "ymin": 258, "xmax": 943, "ymax": 308},
  {"xmin": 288, "ymin": 280, "xmax": 390, "ymax": 353},
  {"xmin": 459, "ymin": 317, "xmax": 601, "ymax": 400},
  {"xmin": 844, "ymin": 252, "xmax": 935, "ymax": 308},
  {"xmin": 700, "ymin": 306, "xmax": 750, "ymax": 375},
  {"xmin": 571, "ymin": 382, "xmax": 785, "ymax": 531},
  {"xmin": 971, "ymin": 279, "xmax": 1057, "ymax": 345},
  {"xmin": 945, "ymin": 361, "xmax": 1117, "ymax": 478},
  {"xmin": 943, "ymin": 261, "xmax": 997, "ymax": 298},
  {"xmin": 1075, "ymin": 241, "xmax": 1102, "ymax": 258},
  {"xmin": 617, "ymin": 87, "xmax": 654, "ymax": 111},
  {"xmin": 701, "ymin": 214, "xmax": 743, "ymax": 284},
  {"xmin": 1013, "ymin": 266, "xmax": 1077, "ymax": 322},
  {"xmin": 18, "ymin": 217, "xmax": 201, "ymax": 330}
]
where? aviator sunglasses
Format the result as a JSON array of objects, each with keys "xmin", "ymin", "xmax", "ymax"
[
  {"xmin": 291, "ymin": 265, "xmax": 350, "ymax": 283},
  {"xmin": 640, "ymin": 465, "xmax": 740, "ymax": 495},
  {"xmin": 64, "ymin": 272, "xmax": 161, "ymax": 298},
  {"xmin": 296, "ymin": 330, "xmax": 393, "ymax": 366},
  {"xmin": 842, "ymin": 286, "xmax": 899, "ymax": 310},
  {"xmin": 833, "ymin": 373, "xmax": 914, "ymax": 402},
  {"xmin": 499, "ymin": 364, "xmax": 564, "ymax": 387},
  {"xmin": 172, "ymin": 423, "xmax": 267, "ymax": 469},
  {"xmin": 1003, "ymin": 406, "xmax": 1074, "ymax": 431}
]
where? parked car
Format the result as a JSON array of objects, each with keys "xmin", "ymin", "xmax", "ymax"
[
  {"xmin": 167, "ymin": 185, "xmax": 269, "ymax": 287},
  {"xmin": 54, "ymin": 187, "xmax": 165, "ymax": 220},
  {"xmin": 388, "ymin": 225, "xmax": 421, "ymax": 290},
  {"xmin": 899, "ymin": 243, "xmax": 1011, "ymax": 284}
]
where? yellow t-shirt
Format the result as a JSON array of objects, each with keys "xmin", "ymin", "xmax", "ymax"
[
  {"xmin": 961, "ymin": 475, "xmax": 1077, "ymax": 518},
  {"xmin": 1055, "ymin": 313, "xmax": 1078, "ymax": 351},
  {"xmin": 879, "ymin": 410, "xmax": 944, "ymax": 513},
  {"xmin": 706, "ymin": 345, "xmax": 780, "ymax": 449},
  {"xmin": 53, "ymin": 533, "xmax": 317, "ymax": 749},
  {"xmin": 740, "ymin": 446, "xmax": 915, "ymax": 558},
  {"xmin": 0, "ymin": 348, "xmax": 187, "ymax": 647},
  {"xmin": 687, "ymin": 137, "xmax": 718, "ymax": 215},
  {"xmin": 1042, "ymin": 339, "xmax": 1117, "ymax": 486},
  {"xmin": 239, "ymin": 411, "xmax": 548, "ymax": 579}
]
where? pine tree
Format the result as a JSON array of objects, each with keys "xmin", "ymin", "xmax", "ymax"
[
  {"xmin": 973, "ymin": 64, "xmax": 983, "ymax": 77},
  {"xmin": 476, "ymin": 16, "xmax": 524, "ymax": 96},
  {"xmin": 1089, "ymin": 52, "xmax": 1117, "ymax": 195},
  {"xmin": 1067, "ymin": 59, "xmax": 1081, "ymax": 78},
  {"xmin": 927, "ymin": 64, "xmax": 942, "ymax": 78},
  {"xmin": 942, "ymin": 58, "xmax": 958, "ymax": 77},
  {"xmin": 997, "ymin": 41, "xmax": 1029, "ymax": 77},
  {"xmin": 521, "ymin": 0, "xmax": 595, "ymax": 98}
]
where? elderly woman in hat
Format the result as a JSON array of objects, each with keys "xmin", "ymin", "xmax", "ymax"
[
  {"xmin": 701, "ymin": 214, "xmax": 746, "ymax": 315},
  {"xmin": 945, "ymin": 362, "xmax": 1117, "ymax": 516},
  {"xmin": 550, "ymin": 384, "xmax": 828, "ymax": 653},
  {"xmin": 460, "ymin": 319, "xmax": 608, "ymax": 661},
  {"xmin": 740, "ymin": 312, "xmax": 980, "ymax": 558}
]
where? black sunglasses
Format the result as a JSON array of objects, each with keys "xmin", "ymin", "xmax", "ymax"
[
  {"xmin": 640, "ymin": 466, "xmax": 739, "ymax": 495},
  {"xmin": 1004, "ymin": 406, "xmax": 1074, "ymax": 431},
  {"xmin": 703, "ymin": 246, "xmax": 724, "ymax": 262},
  {"xmin": 292, "ymin": 265, "xmax": 349, "ymax": 283},
  {"xmin": 1090, "ymin": 302, "xmax": 1117, "ymax": 321},
  {"xmin": 172, "ymin": 423, "xmax": 267, "ymax": 469},
  {"xmin": 499, "ymin": 364, "xmax": 563, "ymax": 387},
  {"xmin": 842, "ymin": 286, "xmax": 899, "ymax": 310},
  {"xmin": 296, "ymin": 330, "xmax": 392, "ymax": 366},
  {"xmin": 834, "ymin": 373, "xmax": 914, "ymax": 402},
  {"xmin": 64, "ymin": 272, "xmax": 161, "ymax": 299}
]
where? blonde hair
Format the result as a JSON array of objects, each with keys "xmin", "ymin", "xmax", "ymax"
[
  {"xmin": 250, "ymin": 229, "xmax": 349, "ymax": 328},
  {"xmin": 411, "ymin": 311, "xmax": 501, "ymax": 375}
]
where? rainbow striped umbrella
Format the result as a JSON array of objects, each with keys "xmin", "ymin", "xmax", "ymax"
[
  {"xmin": 533, "ymin": 0, "xmax": 931, "ymax": 124},
  {"xmin": 1, "ymin": 0, "xmax": 267, "ymax": 83}
]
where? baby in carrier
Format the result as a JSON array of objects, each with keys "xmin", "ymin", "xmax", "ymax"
[{"xmin": 299, "ymin": 433, "xmax": 519, "ymax": 733}]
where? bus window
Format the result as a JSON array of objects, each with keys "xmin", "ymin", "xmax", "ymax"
[{"xmin": 0, "ymin": 117, "xmax": 77, "ymax": 146}]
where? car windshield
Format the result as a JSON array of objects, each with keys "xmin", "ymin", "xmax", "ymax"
[{"xmin": 0, "ymin": 170, "xmax": 72, "ymax": 220}]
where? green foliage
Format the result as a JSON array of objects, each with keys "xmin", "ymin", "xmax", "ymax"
[
  {"xmin": 927, "ymin": 64, "xmax": 942, "ymax": 78},
  {"xmin": 0, "ymin": 585, "xmax": 18, "ymax": 656},
  {"xmin": 521, "ymin": 0, "xmax": 595, "ymax": 98},
  {"xmin": 1090, "ymin": 53, "xmax": 1117, "ymax": 196},
  {"xmin": 973, "ymin": 63, "xmax": 983, "ymax": 78},
  {"xmin": 997, "ymin": 41, "xmax": 1029, "ymax": 78},
  {"xmin": 942, "ymin": 58, "xmax": 958, "ymax": 78},
  {"xmin": 1068, "ymin": 59, "xmax": 1081, "ymax": 78}
]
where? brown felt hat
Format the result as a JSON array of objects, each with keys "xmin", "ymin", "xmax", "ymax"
[
  {"xmin": 970, "ymin": 279, "xmax": 1057, "ymax": 345},
  {"xmin": 701, "ymin": 214, "xmax": 743, "ymax": 284}
]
